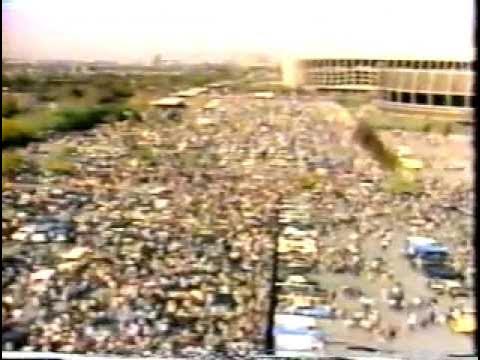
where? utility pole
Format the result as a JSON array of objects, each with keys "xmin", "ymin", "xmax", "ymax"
[{"xmin": 264, "ymin": 193, "xmax": 283, "ymax": 354}]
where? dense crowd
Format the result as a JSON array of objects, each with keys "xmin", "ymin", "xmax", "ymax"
[{"xmin": 2, "ymin": 93, "xmax": 475, "ymax": 356}]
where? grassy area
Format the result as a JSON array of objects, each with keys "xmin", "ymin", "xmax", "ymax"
[
  {"xmin": 41, "ymin": 151, "xmax": 76, "ymax": 175},
  {"xmin": 363, "ymin": 112, "xmax": 466, "ymax": 135},
  {"xmin": 2, "ymin": 67, "xmax": 242, "ymax": 147},
  {"xmin": 2, "ymin": 146, "xmax": 78, "ymax": 178},
  {"xmin": 2, "ymin": 94, "xmax": 22, "ymax": 118},
  {"xmin": 2, "ymin": 151, "xmax": 26, "ymax": 176},
  {"xmin": 335, "ymin": 93, "xmax": 374, "ymax": 110},
  {"xmin": 50, "ymin": 106, "xmax": 132, "ymax": 131},
  {"xmin": 4, "ymin": 65, "xmax": 242, "ymax": 100},
  {"xmin": 2, "ymin": 105, "xmax": 138, "ymax": 148},
  {"xmin": 295, "ymin": 172, "xmax": 324, "ymax": 191},
  {"xmin": 131, "ymin": 145, "xmax": 157, "ymax": 166},
  {"xmin": 127, "ymin": 91, "xmax": 158, "ymax": 112},
  {"xmin": 383, "ymin": 172, "xmax": 422, "ymax": 194},
  {"xmin": 354, "ymin": 103, "xmax": 470, "ymax": 135},
  {"xmin": 4, "ymin": 74, "xmax": 135, "ymax": 108},
  {"xmin": 2, "ymin": 117, "xmax": 42, "ymax": 147}
]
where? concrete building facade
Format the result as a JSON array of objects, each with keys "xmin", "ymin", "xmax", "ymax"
[{"xmin": 281, "ymin": 54, "xmax": 475, "ymax": 119}]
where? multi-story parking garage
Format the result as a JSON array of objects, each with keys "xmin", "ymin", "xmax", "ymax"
[{"xmin": 281, "ymin": 54, "xmax": 475, "ymax": 120}]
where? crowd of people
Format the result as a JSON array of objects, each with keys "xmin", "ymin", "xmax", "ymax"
[{"xmin": 2, "ymin": 91, "xmax": 475, "ymax": 356}]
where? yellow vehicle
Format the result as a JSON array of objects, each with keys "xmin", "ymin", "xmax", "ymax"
[
  {"xmin": 393, "ymin": 145, "xmax": 424, "ymax": 183},
  {"xmin": 398, "ymin": 157, "xmax": 424, "ymax": 170},
  {"xmin": 448, "ymin": 305, "xmax": 477, "ymax": 334}
]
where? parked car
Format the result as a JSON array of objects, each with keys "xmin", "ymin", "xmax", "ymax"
[
  {"xmin": 448, "ymin": 286, "xmax": 471, "ymax": 299},
  {"xmin": 426, "ymin": 278, "xmax": 469, "ymax": 298},
  {"xmin": 411, "ymin": 250, "xmax": 450, "ymax": 268},
  {"xmin": 292, "ymin": 305, "xmax": 335, "ymax": 319},
  {"xmin": 422, "ymin": 263, "xmax": 464, "ymax": 281}
]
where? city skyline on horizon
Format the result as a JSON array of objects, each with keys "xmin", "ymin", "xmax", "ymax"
[
  {"xmin": 2, "ymin": 51, "xmax": 279, "ymax": 66},
  {"xmin": 2, "ymin": 0, "xmax": 474, "ymax": 64}
]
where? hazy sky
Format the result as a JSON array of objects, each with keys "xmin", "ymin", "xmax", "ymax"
[{"xmin": 2, "ymin": 0, "xmax": 475, "ymax": 63}]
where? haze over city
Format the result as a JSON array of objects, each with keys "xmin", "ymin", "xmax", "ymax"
[{"xmin": 2, "ymin": 0, "xmax": 475, "ymax": 64}]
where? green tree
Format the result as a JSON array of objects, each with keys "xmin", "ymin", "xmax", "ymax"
[{"xmin": 2, "ymin": 95, "xmax": 20, "ymax": 118}]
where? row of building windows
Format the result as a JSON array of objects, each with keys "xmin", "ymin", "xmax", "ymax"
[
  {"xmin": 308, "ymin": 74, "xmax": 377, "ymax": 80},
  {"xmin": 306, "ymin": 70, "xmax": 377, "ymax": 76},
  {"xmin": 380, "ymin": 71, "xmax": 472, "ymax": 95},
  {"xmin": 306, "ymin": 79, "xmax": 375, "ymax": 86},
  {"xmin": 305, "ymin": 70, "xmax": 377, "ymax": 86},
  {"xmin": 302, "ymin": 70, "xmax": 472, "ymax": 96},
  {"xmin": 302, "ymin": 59, "xmax": 474, "ymax": 70},
  {"xmin": 290, "ymin": 60, "xmax": 475, "ymax": 108},
  {"xmin": 381, "ymin": 60, "xmax": 472, "ymax": 70},
  {"xmin": 382, "ymin": 91, "xmax": 475, "ymax": 107}
]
